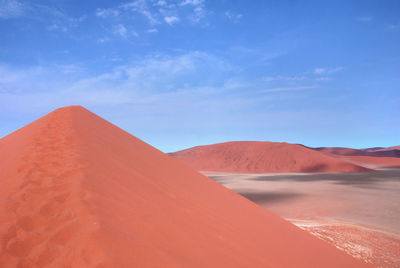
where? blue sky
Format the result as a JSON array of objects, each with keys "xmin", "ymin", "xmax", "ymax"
[{"xmin": 0, "ymin": 0, "xmax": 399, "ymax": 152}]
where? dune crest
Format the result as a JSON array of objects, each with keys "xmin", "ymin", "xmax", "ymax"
[
  {"xmin": 170, "ymin": 141, "xmax": 371, "ymax": 173},
  {"xmin": 0, "ymin": 106, "xmax": 370, "ymax": 267}
]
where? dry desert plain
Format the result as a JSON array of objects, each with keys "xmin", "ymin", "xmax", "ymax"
[{"xmin": 204, "ymin": 169, "xmax": 400, "ymax": 267}]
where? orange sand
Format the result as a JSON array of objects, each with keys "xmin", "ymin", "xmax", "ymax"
[
  {"xmin": 170, "ymin": 141, "xmax": 371, "ymax": 173},
  {"xmin": 376, "ymin": 146, "xmax": 400, "ymax": 151},
  {"xmin": 315, "ymin": 146, "xmax": 400, "ymax": 158},
  {"xmin": 0, "ymin": 106, "xmax": 370, "ymax": 267},
  {"xmin": 339, "ymin": 155, "xmax": 400, "ymax": 168}
]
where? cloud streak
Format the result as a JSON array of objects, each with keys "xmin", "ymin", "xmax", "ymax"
[
  {"xmin": 0, "ymin": 0, "xmax": 25, "ymax": 19},
  {"xmin": 95, "ymin": 0, "xmax": 210, "ymax": 31},
  {"xmin": 114, "ymin": 24, "xmax": 128, "ymax": 37},
  {"xmin": 164, "ymin": 16, "xmax": 180, "ymax": 25},
  {"xmin": 0, "ymin": 50, "xmax": 305, "ymax": 127},
  {"xmin": 224, "ymin": 10, "xmax": 243, "ymax": 22},
  {"xmin": 314, "ymin": 66, "xmax": 343, "ymax": 75},
  {"xmin": 260, "ymin": 86, "xmax": 318, "ymax": 93}
]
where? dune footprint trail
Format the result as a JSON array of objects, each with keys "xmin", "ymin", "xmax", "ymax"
[
  {"xmin": 1, "ymin": 110, "xmax": 102, "ymax": 267},
  {"xmin": 0, "ymin": 106, "xmax": 371, "ymax": 267}
]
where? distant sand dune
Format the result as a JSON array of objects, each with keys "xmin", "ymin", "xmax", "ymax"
[
  {"xmin": 170, "ymin": 141, "xmax": 371, "ymax": 173},
  {"xmin": 338, "ymin": 155, "xmax": 400, "ymax": 168},
  {"xmin": 314, "ymin": 146, "xmax": 400, "ymax": 158}
]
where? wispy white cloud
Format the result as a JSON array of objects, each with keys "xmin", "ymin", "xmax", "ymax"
[
  {"xmin": 155, "ymin": 0, "xmax": 167, "ymax": 6},
  {"xmin": 169, "ymin": 0, "xmax": 207, "ymax": 23},
  {"xmin": 47, "ymin": 23, "xmax": 68, "ymax": 32},
  {"xmin": 179, "ymin": 0, "xmax": 204, "ymax": 6},
  {"xmin": 314, "ymin": 68, "xmax": 325, "ymax": 75},
  {"xmin": 0, "ymin": 51, "xmax": 235, "ymax": 107},
  {"xmin": 96, "ymin": 8, "xmax": 120, "ymax": 18},
  {"xmin": 224, "ymin": 10, "xmax": 243, "ymax": 22},
  {"xmin": 0, "ymin": 0, "xmax": 84, "ymax": 33},
  {"xmin": 154, "ymin": 0, "xmax": 175, "ymax": 8},
  {"xmin": 314, "ymin": 66, "xmax": 343, "ymax": 75},
  {"xmin": 260, "ymin": 86, "xmax": 318, "ymax": 93},
  {"xmin": 57, "ymin": 64, "xmax": 83, "ymax": 74},
  {"xmin": 262, "ymin": 75, "xmax": 307, "ymax": 82},
  {"xmin": 0, "ymin": 51, "xmax": 333, "ymax": 143},
  {"xmin": 0, "ymin": 0, "xmax": 25, "ymax": 19},
  {"xmin": 190, "ymin": 6, "xmax": 206, "ymax": 23},
  {"xmin": 96, "ymin": 0, "xmax": 209, "ymax": 31},
  {"xmin": 164, "ymin": 16, "xmax": 180, "ymax": 25},
  {"xmin": 0, "ymin": 54, "xmax": 246, "ymax": 133},
  {"xmin": 227, "ymin": 46, "xmax": 287, "ymax": 62},
  {"xmin": 315, "ymin": 76, "xmax": 331, "ymax": 81},
  {"xmin": 114, "ymin": 24, "xmax": 128, "ymax": 37},
  {"xmin": 120, "ymin": 0, "xmax": 159, "ymax": 25}
]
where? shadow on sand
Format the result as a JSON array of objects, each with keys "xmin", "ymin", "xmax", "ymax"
[
  {"xmin": 238, "ymin": 191, "xmax": 305, "ymax": 205},
  {"xmin": 247, "ymin": 169, "xmax": 400, "ymax": 189}
]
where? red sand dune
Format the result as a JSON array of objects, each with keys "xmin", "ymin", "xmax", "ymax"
[
  {"xmin": 314, "ymin": 147, "xmax": 400, "ymax": 168},
  {"xmin": 170, "ymin": 141, "xmax": 371, "ymax": 173},
  {"xmin": 314, "ymin": 147, "xmax": 371, "ymax": 156},
  {"xmin": 314, "ymin": 146, "xmax": 400, "ymax": 158},
  {"xmin": 0, "ymin": 106, "xmax": 370, "ymax": 267},
  {"xmin": 375, "ymin": 145, "xmax": 400, "ymax": 151},
  {"xmin": 338, "ymin": 155, "xmax": 400, "ymax": 168},
  {"xmin": 361, "ymin": 147, "xmax": 385, "ymax": 152}
]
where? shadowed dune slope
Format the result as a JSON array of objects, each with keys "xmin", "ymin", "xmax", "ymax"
[
  {"xmin": 315, "ymin": 146, "xmax": 400, "ymax": 158},
  {"xmin": 0, "ymin": 106, "xmax": 370, "ymax": 267},
  {"xmin": 170, "ymin": 141, "xmax": 371, "ymax": 173},
  {"xmin": 314, "ymin": 147, "xmax": 370, "ymax": 156},
  {"xmin": 361, "ymin": 147, "xmax": 385, "ymax": 152},
  {"xmin": 375, "ymin": 145, "xmax": 400, "ymax": 152}
]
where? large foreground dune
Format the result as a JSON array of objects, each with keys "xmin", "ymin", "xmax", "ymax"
[
  {"xmin": 170, "ymin": 141, "xmax": 371, "ymax": 173},
  {"xmin": 0, "ymin": 106, "xmax": 370, "ymax": 267}
]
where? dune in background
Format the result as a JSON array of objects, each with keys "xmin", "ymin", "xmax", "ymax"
[
  {"xmin": 313, "ymin": 147, "xmax": 400, "ymax": 168},
  {"xmin": 372, "ymin": 146, "xmax": 400, "ymax": 152},
  {"xmin": 0, "ymin": 106, "xmax": 370, "ymax": 267},
  {"xmin": 314, "ymin": 146, "xmax": 400, "ymax": 158},
  {"xmin": 170, "ymin": 141, "xmax": 371, "ymax": 173},
  {"xmin": 335, "ymin": 155, "xmax": 400, "ymax": 169}
]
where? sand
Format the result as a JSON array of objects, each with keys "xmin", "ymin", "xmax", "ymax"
[
  {"xmin": 170, "ymin": 141, "xmax": 371, "ymax": 173},
  {"xmin": 314, "ymin": 146, "xmax": 400, "ymax": 158},
  {"xmin": 0, "ymin": 106, "xmax": 370, "ymax": 267},
  {"xmin": 205, "ymin": 170, "xmax": 400, "ymax": 267},
  {"xmin": 337, "ymin": 156, "xmax": 400, "ymax": 169},
  {"xmin": 314, "ymin": 146, "xmax": 400, "ymax": 168},
  {"xmin": 376, "ymin": 146, "xmax": 400, "ymax": 152}
]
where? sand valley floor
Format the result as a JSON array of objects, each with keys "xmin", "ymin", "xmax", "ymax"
[{"xmin": 205, "ymin": 169, "xmax": 400, "ymax": 267}]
